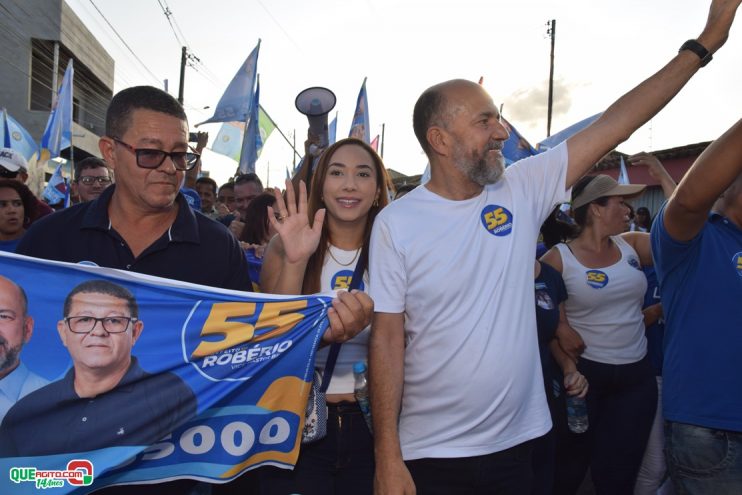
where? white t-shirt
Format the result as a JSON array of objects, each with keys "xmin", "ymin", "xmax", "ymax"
[
  {"xmin": 555, "ymin": 236, "xmax": 648, "ymax": 364},
  {"xmin": 314, "ymin": 245, "xmax": 370, "ymax": 394},
  {"xmin": 369, "ymin": 143, "xmax": 570, "ymax": 460}
]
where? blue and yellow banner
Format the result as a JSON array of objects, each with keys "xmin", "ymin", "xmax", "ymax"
[{"xmin": 0, "ymin": 252, "xmax": 329, "ymax": 493}]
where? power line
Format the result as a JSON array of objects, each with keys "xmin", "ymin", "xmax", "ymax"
[
  {"xmin": 156, "ymin": 0, "xmax": 186, "ymax": 48},
  {"xmin": 87, "ymin": 0, "xmax": 161, "ymax": 83}
]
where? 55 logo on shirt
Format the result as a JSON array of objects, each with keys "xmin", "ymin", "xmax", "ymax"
[
  {"xmin": 331, "ymin": 270, "xmax": 365, "ymax": 291},
  {"xmin": 733, "ymin": 251, "xmax": 742, "ymax": 277},
  {"xmin": 481, "ymin": 205, "xmax": 514, "ymax": 237},
  {"xmin": 586, "ymin": 270, "xmax": 609, "ymax": 289}
]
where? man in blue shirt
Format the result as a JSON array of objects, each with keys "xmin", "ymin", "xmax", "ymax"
[
  {"xmin": 0, "ymin": 279, "xmax": 197, "ymax": 457},
  {"xmin": 0, "ymin": 274, "xmax": 47, "ymax": 422},
  {"xmin": 651, "ymin": 118, "xmax": 742, "ymax": 493}
]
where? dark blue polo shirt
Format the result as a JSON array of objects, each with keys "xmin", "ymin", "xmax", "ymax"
[
  {"xmin": 16, "ymin": 185, "xmax": 252, "ymax": 291},
  {"xmin": 0, "ymin": 358, "xmax": 197, "ymax": 456}
]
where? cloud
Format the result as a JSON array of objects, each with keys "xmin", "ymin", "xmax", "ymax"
[{"xmin": 502, "ymin": 78, "xmax": 573, "ymax": 127}]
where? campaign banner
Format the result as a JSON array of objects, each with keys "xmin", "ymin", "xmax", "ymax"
[{"xmin": 0, "ymin": 252, "xmax": 329, "ymax": 494}]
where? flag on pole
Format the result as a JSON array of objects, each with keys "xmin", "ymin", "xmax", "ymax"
[
  {"xmin": 501, "ymin": 117, "xmax": 537, "ymax": 166},
  {"xmin": 370, "ymin": 135, "xmax": 379, "ymax": 152},
  {"xmin": 211, "ymin": 106, "xmax": 275, "ymax": 162},
  {"xmin": 1, "ymin": 109, "xmax": 38, "ymax": 160},
  {"xmin": 239, "ymin": 76, "xmax": 261, "ymax": 174},
  {"xmin": 197, "ymin": 40, "xmax": 260, "ymax": 126},
  {"xmin": 618, "ymin": 156, "xmax": 631, "ymax": 185},
  {"xmin": 42, "ymin": 163, "xmax": 69, "ymax": 206},
  {"xmin": 348, "ymin": 78, "xmax": 370, "ymax": 143},
  {"xmin": 536, "ymin": 113, "xmax": 602, "ymax": 151},
  {"xmin": 39, "ymin": 60, "xmax": 74, "ymax": 161},
  {"xmin": 328, "ymin": 113, "xmax": 337, "ymax": 145}
]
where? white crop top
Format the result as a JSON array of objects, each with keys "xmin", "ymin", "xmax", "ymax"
[{"xmin": 314, "ymin": 245, "xmax": 370, "ymax": 394}]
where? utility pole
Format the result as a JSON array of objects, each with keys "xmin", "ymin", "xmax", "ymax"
[
  {"xmin": 178, "ymin": 46, "xmax": 186, "ymax": 104},
  {"xmin": 380, "ymin": 123, "xmax": 386, "ymax": 159},
  {"xmin": 547, "ymin": 19, "xmax": 556, "ymax": 137}
]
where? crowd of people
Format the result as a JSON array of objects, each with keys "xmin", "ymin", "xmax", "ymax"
[{"xmin": 1, "ymin": 1, "xmax": 741, "ymax": 494}]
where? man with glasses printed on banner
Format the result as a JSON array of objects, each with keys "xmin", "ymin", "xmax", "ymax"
[
  {"xmin": 72, "ymin": 156, "xmax": 113, "ymax": 203},
  {"xmin": 0, "ymin": 279, "xmax": 197, "ymax": 457}
]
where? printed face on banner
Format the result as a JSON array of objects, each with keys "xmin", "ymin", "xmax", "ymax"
[
  {"xmin": 0, "ymin": 253, "xmax": 330, "ymax": 491},
  {"xmin": 0, "ymin": 276, "xmax": 32, "ymax": 376},
  {"xmin": 57, "ymin": 292, "xmax": 143, "ymax": 375}
]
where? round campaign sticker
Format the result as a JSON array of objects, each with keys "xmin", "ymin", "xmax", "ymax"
[
  {"xmin": 480, "ymin": 205, "xmax": 514, "ymax": 237},
  {"xmin": 733, "ymin": 251, "xmax": 742, "ymax": 277},
  {"xmin": 585, "ymin": 270, "xmax": 609, "ymax": 289},
  {"xmin": 331, "ymin": 270, "xmax": 365, "ymax": 291}
]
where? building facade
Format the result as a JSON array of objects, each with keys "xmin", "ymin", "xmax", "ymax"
[{"xmin": 0, "ymin": 0, "xmax": 114, "ymax": 159}]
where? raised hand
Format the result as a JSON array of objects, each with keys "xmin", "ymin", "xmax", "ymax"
[
  {"xmin": 628, "ymin": 152, "xmax": 676, "ymax": 198},
  {"xmin": 699, "ymin": 0, "xmax": 742, "ymax": 52},
  {"xmin": 267, "ymin": 179, "xmax": 326, "ymax": 265}
]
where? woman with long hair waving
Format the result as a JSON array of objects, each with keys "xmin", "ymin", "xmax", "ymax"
[{"xmin": 259, "ymin": 137, "xmax": 389, "ymax": 495}]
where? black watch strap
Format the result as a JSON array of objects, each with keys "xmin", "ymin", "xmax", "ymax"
[{"xmin": 679, "ymin": 39, "xmax": 712, "ymax": 67}]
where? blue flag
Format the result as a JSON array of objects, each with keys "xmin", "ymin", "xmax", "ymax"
[
  {"xmin": 239, "ymin": 77, "xmax": 261, "ymax": 174},
  {"xmin": 40, "ymin": 60, "xmax": 74, "ymax": 160},
  {"xmin": 348, "ymin": 78, "xmax": 370, "ymax": 143},
  {"xmin": 197, "ymin": 41, "xmax": 260, "ymax": 126},
  {"xmin": 501, "ymin": 117, "xmax": 537, "ymax": 166},
  {"xmin": 41, "ymin": 163, "xmax": 69, "ymax": 206},
  {"xmin": 328, "ymin": 113, "xmax": 337, "ymax": 145},
  {"xmin": 0, "ymin": 252, "xmax": 330, "ymax": 493},
  {"xmin": 618, "ymin": 156, "xmax": 631, "ymax": 184},
  {"xmin": 1, "ymin": 109, "xmax": 38, "ymax": 160},
  {"xmin": 536, "ymin": 113, "xmax": 602, "ymax": 151}
]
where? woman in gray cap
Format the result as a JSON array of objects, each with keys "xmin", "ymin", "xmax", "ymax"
[{"xmin": 541, "ymin": 174, "xmax": 655, "ymax": 495}]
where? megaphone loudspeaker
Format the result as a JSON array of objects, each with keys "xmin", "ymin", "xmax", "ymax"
[{"xmin": 295, "ymin": 87, "xmax": 336, "ymax": 148}]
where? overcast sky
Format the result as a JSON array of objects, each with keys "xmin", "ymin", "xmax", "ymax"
[{"xmin": 66, "ymin": 0, "xmax": 742, "ymax": 187}]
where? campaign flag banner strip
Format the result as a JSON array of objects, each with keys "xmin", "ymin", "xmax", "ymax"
[
  {"xmin": 500, "ymin": 117, "xmax": 537, "ymax": 166},
  {"xmin": 536, "ymin": 112, "xmax": 602, "ymax": 151},
  {"xmin": 618, "ymin": 156, "xmax": 631, "ymax": 184},
  {"xmin": 39, "ymin": 60, "xmax": 74, "ymax": 161},
  {"xmin": 211, "ymin": 106, "xmax": 276, "ymax": 162},
  {"xmin": 41, "ymin": 163, "xmax": 68, "ymax": 206},
  {"xmin": 348, "ymin": 77, "xmax": 370, "ymax": 143},
  {"xmin": 0, "ymin": 251, "xmax": 329, "ymax": 494},
  {"xmin": 197, "ymin": 41, "xmax": 260, "ymax": 126},
  {"xmin": 1, "ymin": 108, "xmax": 39, "ymax": 161},
  {"xmin": 239, "ymin": 77, "xmax": 261, "ymax": 174}
]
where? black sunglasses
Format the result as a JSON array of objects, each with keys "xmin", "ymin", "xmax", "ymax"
[{"xmin": 111, "ymin": 137, "xmax": 200, "ymax": 171}]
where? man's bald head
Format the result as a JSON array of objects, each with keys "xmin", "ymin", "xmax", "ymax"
[
  {"xmin": 413, "ymin": 79, "xmax": 487, "ymax": 156},
  {"xmin": 0, "ymin": 275, "xmax": 27, "ymax": 316}
]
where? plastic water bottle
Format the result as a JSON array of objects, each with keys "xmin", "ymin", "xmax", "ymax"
[
  {"xmin": 566, "ymin": 395, "xmax": 588, "ymax": 433},
  {"xmin": 353, "ymin": 361, "xmax": 373, "ymax": 433}
]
